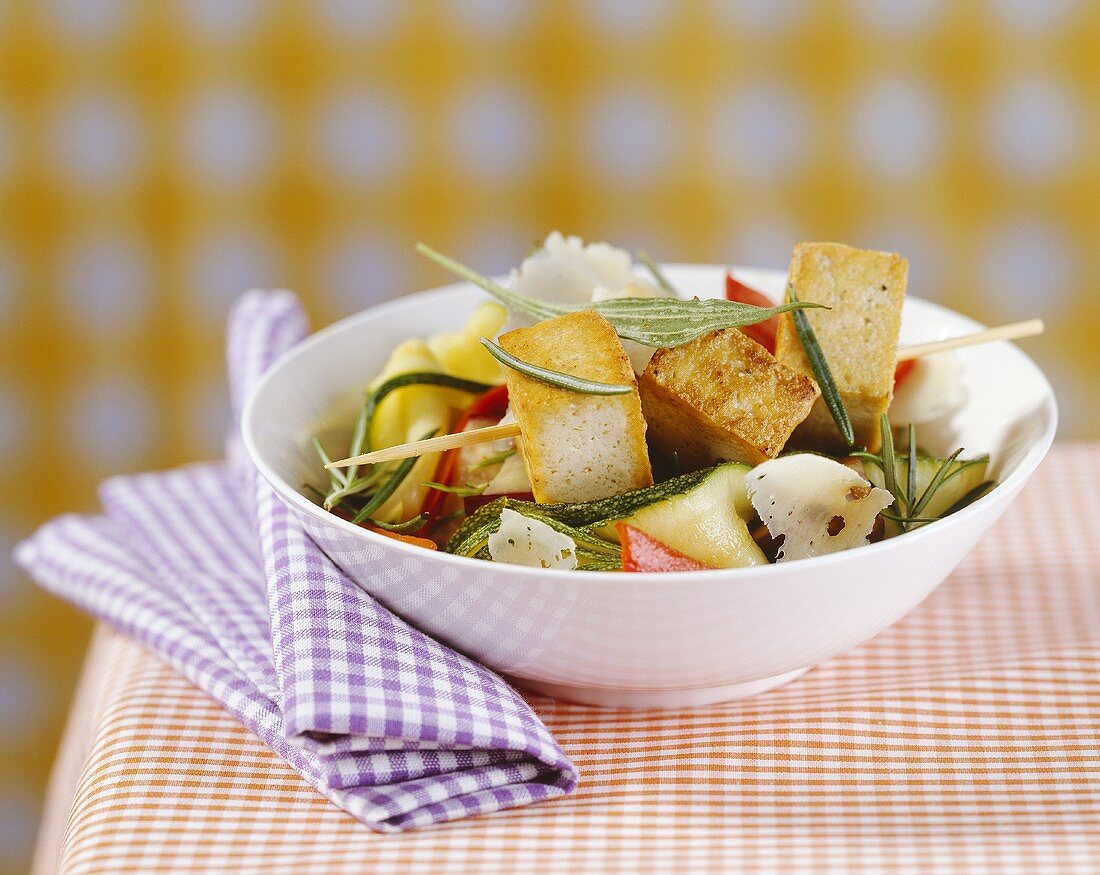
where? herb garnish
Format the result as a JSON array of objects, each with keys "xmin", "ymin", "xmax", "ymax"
[
  {"xmin": 417, "ymin": 243, "xmax": 821, "ymax": 349},
  {"xmin": 853, "ymin": 413, "xmax": 992, "ymax": 532},
  {"xmin": 479, "ymin": 337, "xmax": 633, "ymax": 395},
  {"xmin": 473, "ymin": 448, "xmax": 516, "ymax": 469},
  {"xmin": 421, "ymin": 481, "xmax": 489, "ymax": 497},
  {"xmin": 787, "ymin": 286, "xmax": 854, "ymax": 447}
]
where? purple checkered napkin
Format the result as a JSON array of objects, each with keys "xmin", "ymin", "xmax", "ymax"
[{"xmin": 15, "ymin": 290, "xmax": 578, "ymax": 832}]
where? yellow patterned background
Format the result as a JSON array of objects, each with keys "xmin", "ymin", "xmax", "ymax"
[{"xmin": 2, "ymin": 1, "xmax": 1098, "ymax": 869}]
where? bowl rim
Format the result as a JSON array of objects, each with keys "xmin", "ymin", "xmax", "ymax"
[{"xmin": 241, "ymin": 265, "xmax": 1059, "ymax": 584}]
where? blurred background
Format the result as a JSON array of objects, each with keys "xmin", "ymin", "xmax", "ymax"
[{"xmin": 1, "ymin": 0, "xmax": 1098, "ymax": 870}]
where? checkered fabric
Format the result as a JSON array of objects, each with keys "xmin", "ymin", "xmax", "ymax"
[
  {"xmin": 15, "ymin": 291, "xmax": 577, "ymax": 832},
  {"xmin": 31, "ymin": 444, "xmax": 1100, "ymax": 874}
]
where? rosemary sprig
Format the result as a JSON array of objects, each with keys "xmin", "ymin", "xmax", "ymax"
[
  {"xmin": 479, "ymin": 337, "xmax": 633, "ymax": 395},
  {"xmin": 788, "ymin": 286, "xmax": 854, "ymax": 447},
  {"xmin": 858, "ymin": 414, "xmax": 991, "ymax": 532},
  {"xmin": 636, "ymin": 249, "xmax": 677, "ymax": 294},
  {"xmin": 312, "ymin": 436, "xmax": 347, "ymax": 491},
  {"xmin": 906, "ymin": 423, "xmax": 918, "ymax": 518},
  {"xmin": 473, "ymin": 448, "xmax": 516, "ymax": 469},
  {"xmin": 323, "ymin": 466, "xmax": 390, "ymax": 510},
  {"xmin": 878, "ymin": 412, "xmax": 901, "ymax": 523},
  {"xmin": 421, "ymin": 480, "xmax": 488, "ymax": 497},
  {"xmin": 417, "ymin": 243, "xmax": 821, "ymax": 349}
]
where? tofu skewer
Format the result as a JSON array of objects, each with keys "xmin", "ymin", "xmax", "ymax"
[
  {"xmin": 326, "ymin": 319, "xmax": 1045, "ymax": 470},
  {"xmin": 496, "ymin": 309, "xmax": 653, "ymax": 503},
  {"xmin": 326, "ymin": 421, "xmax": 521, "ymax": 468}
]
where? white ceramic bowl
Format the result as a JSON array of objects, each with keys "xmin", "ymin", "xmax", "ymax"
[{"xmin": 243, "ymin": 265, "xmax": 1057, "ymax": 708}]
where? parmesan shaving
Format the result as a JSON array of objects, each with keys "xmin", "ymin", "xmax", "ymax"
[
  {"xmin": 488, "ymin": 508, "xmax": 578, "ymax": 570},
  {"xmin": 745, "ymin": 454, "xmax": 893, "ymax": 562},
  {"xmin": 509, "ymin": 231, "xmax": 666, "ymax": 310}
]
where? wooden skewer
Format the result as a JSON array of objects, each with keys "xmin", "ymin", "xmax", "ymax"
[
  {"xmin": 326, "ymin": 319, "xmax": 1045, "ymax": 469},
  {"xmin": 326, "ymin": 421, "xmax": 521, "ymax": 469},
  {"xmin": 895, "ymin": 318, "xmax": 1044, "ymax": 362}
]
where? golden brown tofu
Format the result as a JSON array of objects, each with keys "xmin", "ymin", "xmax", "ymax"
[
  {"xmin": 638, "ymin": 327, "xmax": 820, "ymax": 468},
  {"xmin": 776, "ymin": 242, "xmax": 908, "ymax": 452},
  {"xmin": 499, "ymin": 309, "xmax": 653, "ymax": 503}
]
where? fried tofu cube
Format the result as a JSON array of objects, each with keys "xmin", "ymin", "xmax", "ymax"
[
  {"xmin": 638, "ymin": 327, "xmax": 819, "ymax": 468},
  {"xmin": 776, "ymin": 242, "xmax": 908, "ymax": 452},
  {"xmin": 499, "ymin": 309, "xmax": 653, "ymax": 503}
]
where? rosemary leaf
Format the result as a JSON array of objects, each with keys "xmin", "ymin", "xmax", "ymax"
[
  {"xmin": 479, "ymin": 337, "xmax": 633, "ymax": 395},
  {"xmin": 473, "ymin": 448, "xmax": 516, "ymax": 469},
  {"xmin": 323, "ymin": 466, "xmax": 389, "ymax": 510},
  {"xmin": 590, "ymin": 296, "xmax": 819, "ymax": 347},
  {"xmin": 849, "ymin": 451, "xmax": 883, "ymax": 470},
  {"xmin": 344, "ymin": 399, "xmax": 371, "ymax": 486},
  {"xmin": 418, "ymin": 242, "xmax": 821, "ymax": 349},
  {"xmin": 417, "ymin": 243, "xmax": 560, "ymax": 320},
  {"xmin": 350, "ymin": 428, "xmax": 438, "ymax": 524},
  {"xmin": 881, "ymin": 509, "xmax": 941, "ymax": 526},
  {"xmin": 879, "ymin": 413, "xmax": 899, "ymax": 516},
  {"xmin": 789, "ymin": 287, "xmax": 854, "ymax": 447},
  {"xmin": 421, "ymin": 480, "xmax": 488, "ymax": 497},
  {"xmin": 636, "ymin": 249, "xmax": 677, "ymax": 294},
  {"xmin": 312, "ymin": 437, "xmax": 347, "ymax": 489},
  {"xmin": 906, "ymin": 424, "xmax": 918, "ymax": 517}
]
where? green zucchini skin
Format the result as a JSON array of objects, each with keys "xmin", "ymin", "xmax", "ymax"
[
  {"xmin": 593, "ymin": 463, "xmax": 766, "ymax": 569},
  {"xmin": 446, "ymin": 463, "xmax": 766, "ymax": 570}
]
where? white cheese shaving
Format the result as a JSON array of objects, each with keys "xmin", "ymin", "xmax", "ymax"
[
  {"xmin": 488, "ymin": 508, "xmax": 578, "ymax": 570},
  {"xmin": 509, "ymin": 231, "xmax": 665, "ymax": 308},
  {"xmin": 890, "ymin": 352, "xmax": 967, "ymax": 427},
  {"xmin": 745, "ymin": 454, "xmax": 893, "ymax": 562}
]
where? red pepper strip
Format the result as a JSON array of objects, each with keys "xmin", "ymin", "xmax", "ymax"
[
  {"xmin": 617, "ymin": 522, "xmax": 714, "ymax": 572},
  {"xmin": 421, "ymin": 384, "xmax": 511, "ymax": 525},
  {"xmin": 725, "ymin": 273, "xmax": 780, "ymax": 353},
  {"xmin": 362, "ymin": 524, "xmax": 438, "ymax": 551},
  {"xmin": 893, "ymin": 358, "xmax": 917, "ymax": 389}
]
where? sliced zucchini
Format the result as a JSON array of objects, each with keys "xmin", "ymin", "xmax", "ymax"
[
  {"xmin": 446, "ymin": 463, "xmax": 763, "ymax": 570},
  {"xmin": 592, "ymin": 463, "xmax": 765, "ymax": 569},
  {"xmin": 447, "ymin": 497, "xmax": 622, "ymax": 570}
]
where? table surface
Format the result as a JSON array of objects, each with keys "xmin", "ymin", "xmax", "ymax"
[{"xmin": 34, "ymin": 445, "xmax": 1100, "ymax": 874}]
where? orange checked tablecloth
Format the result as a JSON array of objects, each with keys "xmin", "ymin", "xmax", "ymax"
[{"xmin": 33, "ymin": 445, "xmax": 1100, "ymax": 874}]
